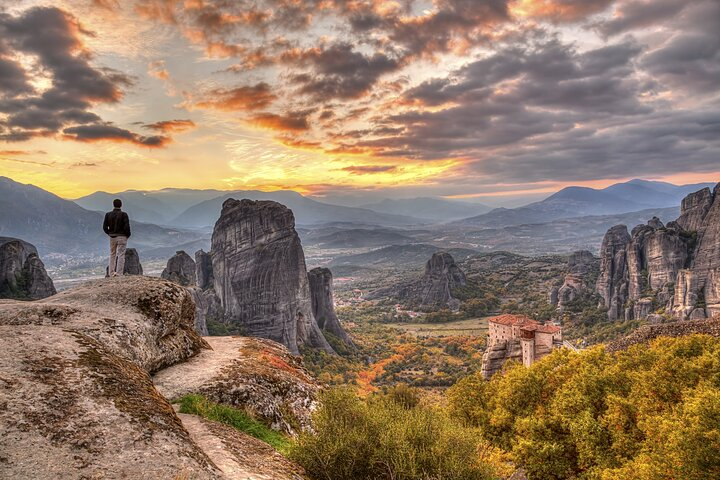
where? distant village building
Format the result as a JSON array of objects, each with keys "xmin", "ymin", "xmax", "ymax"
[{"xmin": 482, "ymin": 314, "xmax": 562, "ymax": 376}]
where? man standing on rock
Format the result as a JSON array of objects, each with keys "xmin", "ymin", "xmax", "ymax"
[{"xmin": 104, "ymin": 199, "xmax": 131, "ymax": 277}]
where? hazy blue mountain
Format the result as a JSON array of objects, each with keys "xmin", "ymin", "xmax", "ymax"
[
  {"xmin": 171, "ymin": 190, "xmax": 424, "ymax": 228},
  {"xmin": 602, "ymin": 179, "xmax": 715, "ymax": 206},
  {"xmin": 460, "ymin": 206, "xmax": 680, "ymax": 255},
  {"xmin": 0, "ymin": 177, "xmax": 205, "ymax": 260},
  {"xmin": 454, "ymin": 179, "xmax": 716, "ymax": 227},
  {"xmin": 360, "ymin": 197, "xmax": 491, "ymax": 221},
  {"xmin": 73, "ymin": 188, "xmax": 226, "ymax": 225}
]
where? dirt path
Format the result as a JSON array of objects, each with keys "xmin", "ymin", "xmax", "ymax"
[
  {"xmin": 153, "ymin": 336, "xmax": 307, "ymax": 480},
  {"xmin": 177, "ymin": 412, "xmax": 304, "ymax": 480},
  {"xmin": 153, "ymin": 336, "xmax": 248, "ymax": 401}
]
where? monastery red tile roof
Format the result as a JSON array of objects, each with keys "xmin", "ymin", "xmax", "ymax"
[
  {"xmin": 487, "ymin": 314, "xmax": 534, "ymax": 326},
  {"xmin": 488, "ymin": 314, "xmax": 561, "ymax": 334}
]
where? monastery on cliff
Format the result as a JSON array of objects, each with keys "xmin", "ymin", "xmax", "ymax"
[{"xmin": 486, "ymin": 314, "xmax": 563, "ymax": 367}]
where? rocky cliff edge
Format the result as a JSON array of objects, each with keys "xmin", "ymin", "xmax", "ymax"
[{"xmin": 0, "ymin": 276, "xmax": 311, "ymax": 479}]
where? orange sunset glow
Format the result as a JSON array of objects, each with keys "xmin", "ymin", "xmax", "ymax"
[{"xmin": 0, "ymin": 0, "xmax": 718, "ymax": 201}]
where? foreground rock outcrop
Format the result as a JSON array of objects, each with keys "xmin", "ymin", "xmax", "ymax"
[
  {"xmin": 0, "ymin": 237, "xmax": 55, "ymax": 300},
  {"xmin": 162, "ymin": 250, "xmax": 197, "ymax": 286},
  {"xmin": 596, "ymin": 184, "xmax": 720, "ymax": 321},
  {"xmin": 154, "ymin": 336, "xmax": 321, "ymax": 434},
  {"xmin": 0, "ymin": 276, "xmax": 216, "ymax": 479},
  {"xmin": 308, "ymin": 267, "xmax": 353, "ymax": 347},
  {"xmin": 0, "ymin": 276, "xmax": 310, "ymax": 479},
  {"xmin": 211, "ymin": 199, "xmax": 333, "ymax": 354},
  {"xmin": 368, "ymin": 252, "xmax": 468, "ymax": 311},
  {"xmin": 606, "ymin": 317, "xmax": 720, "ymax": 353}
]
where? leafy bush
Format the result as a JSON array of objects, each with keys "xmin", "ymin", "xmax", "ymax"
[
  {"xmin": 289, "ymin": 388, "xmax": 500, "ymax": 480},
  {"xmin": 178, "ymin": 394, "xmax": 291, "ymax": 452},
  {"xmin": 448, "ymin": 335, "xmax": 720, "ymax": 479}
]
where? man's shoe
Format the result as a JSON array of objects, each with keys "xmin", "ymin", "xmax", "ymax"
[{"xmin": 111, "ymin": 272, "xmax": 118, "ymax": 277}]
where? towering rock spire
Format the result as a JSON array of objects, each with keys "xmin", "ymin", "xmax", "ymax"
[
  {"xmin": 211, "ymin": 199, "xmax": 333, "ymax": 354},
  {"xmin": 0, "ymin": 237, "xmax": 55, "ymax": 300},
  {"xmin": 161, "ymin": 251, "xmax": 196, "ymax": 286},
  {"xmin": 596, "ymin": 183, "xmax": 720, "ymax": 321},
  {"xmin": 308, "ymin": 267, "xmax": 353, "ymax": 347}
]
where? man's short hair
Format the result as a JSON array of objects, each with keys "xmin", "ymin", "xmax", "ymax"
[{"xmin": 113, "ymin": 199, "xmax": 122, "ymax": 208}]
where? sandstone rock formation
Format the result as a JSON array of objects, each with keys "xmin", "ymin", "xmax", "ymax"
[
  {"xmin": 596, "ymin": 183, "xmax": 720, "ymax": 321},
  {"xmin": 106, "ymin": 248, "xmax": 144, "ymax": 276},
  {"xmin": 551, "ymin": 250, "xmax": 596, "ymax": 310},
  {"xmin": 481, "ymin": 339, "xmax": 523, "ymax": 379},
  {"xmin": 0, "ymin": 237, "xmax": 55, "ymax": 300},
  {"xmin": 606, "ymin": 317, "xmax": 720, "ymax": 353},
  {"xmin": 188, "ymin": 249, "xmax": 221, "ymax": 336},
  {"xmin": 188, "ymin": 287, "xmax": 221, "ymax": 336},
  {"xmin": 196, "ymin": 249, "xmax": 214, "ymax": 290},
  {"xmin": 0, "ymin": 276, "xmax": 216, "ymax": 479},
  {"xmin": 211, "ymin": 199, "xmax": 333, "ymax": 354},
  {"xmin": 596, "ymin": 225, "xmax": 632, "ymax": 321},
  {"xmin": 368, "ymin": 252, "xmax": 468, "ymax": 311},
  {"xmin": 161, "ymin": 250, "xmax": 197, "ymax": 286},
  {"xmin": 0, "ymin": 276, "xmax": 311, "ymax": 479},
  {"xmin": 124, "ymin": 247, "xmax": 143, "ymax": 275},
  {"xmin": 308, "ymin": 267, "xmax": 353, "ymax": 347}
]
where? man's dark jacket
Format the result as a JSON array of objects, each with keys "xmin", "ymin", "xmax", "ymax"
[{"xmin": 103, "ymin": 208, "xmax": 131, "ymax": 238}]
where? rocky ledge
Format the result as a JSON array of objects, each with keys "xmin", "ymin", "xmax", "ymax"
[
  {"xmin": 153, "ymin": 336, "xmax": 321, "ymax": 435},
  {"xmin": 0, "ymin": 276, "xmax": 309, "ymax": 479},
  {"xmin": 605, "ymin": 317, "xmax": 720, "ymax": 353}
]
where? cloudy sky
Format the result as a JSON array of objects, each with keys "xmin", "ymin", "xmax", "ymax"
[{"xmin": 0, "ymin": 0, "xmax": 718, "ymax": 203}]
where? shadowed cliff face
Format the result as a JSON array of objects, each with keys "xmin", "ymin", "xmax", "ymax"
[
  {"xmin": 161, "ymin": 250, "xmax": 197, "ymax": 286},
  {"xmin": 0, "ymin": 237, "xmax": 55, "ymax": 300},
  {"xmin": 211, "ymin": 199, "xmax": 333, "ymax": 354},
  {"xmin": 366, "ymin": 251, "xmax": 468, "ymax": 311},
  {"xmin": 551, "ymin": 250, "xmax": 597, "ymax": 310},
  {"xmin": 416, "ymin": 252, "xmax": 467, "ymax": 310},
  {"xmin": 308, "ymin": 267, "xmax": 353, "ymax": 347},
  {"xmin": 596, "ymin": 183, "xmax": 720, "ymax": 321}
]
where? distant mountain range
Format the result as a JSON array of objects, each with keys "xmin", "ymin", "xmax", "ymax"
[
  {"xmin": 0, "ymin": 177, "xmax": 206, "ymax": 261},
  {"xmin": 73, "ymin": 189, "xmax": 225, "ymax": 225},
  {"xmin": 453, "ymin": 179, "xmax": 716, "ymax": 227},
  {"xmin": 461, "ymin": 206, "xmax": 681, "ymax": 255},
  {"xmin": 2, "ymin": 176, "xmax": 717, "ymax": 264},
  {"xmin": 171, "ymin": 190, "xmax": 423, "ymax": 228},
  {"xmin": 360, "ymin": 197, "xmax": 491, "ymax": 221},
  {"xmin": 75, "ymin": 188, "xmax": 424, "ymax": 228}
]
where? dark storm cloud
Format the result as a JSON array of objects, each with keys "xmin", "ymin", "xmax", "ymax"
[
  {"xmin": 0, "ymin": 7, "xmax": 179, "ymax": 147},
  {"xmin": 371, "ymin": 38, "xmax": 649, "ymax": 160},
  {"xmin": 0, "ymin": 55, "xmax": 31, "ymax": 96},
  {"xmin": 594, "ymin": 0, "xmax": 687, "ymax": 38},
  {"xmin": 640, "ymin": 1, "xmax": 720, "ymax": 94},
  {"xmin": 466, "ymin": 109, "xmax": 720, "ymax": 183},
  {"xmin": 289, "ymin": 43, "xmax": 403, "ymax": 100},
  {"xmin": 63, "ymin": 124, "xmax": 170, "ymax": 147}
]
